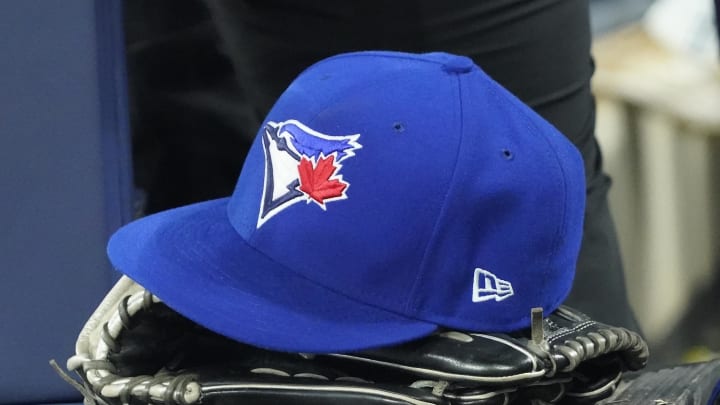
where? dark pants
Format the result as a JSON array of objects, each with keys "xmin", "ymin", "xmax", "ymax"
[{"xmin": 126, "ymin": 0, "xmax": 640, "ymax": 332}]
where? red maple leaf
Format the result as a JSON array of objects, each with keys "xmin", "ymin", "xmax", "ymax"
[{"xmin": 297, "ymin": 155, "xmax": 348, "ymax": 206}]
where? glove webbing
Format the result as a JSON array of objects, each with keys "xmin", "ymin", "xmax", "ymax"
[
  {"xmin": 59, "ymin": 289, "xmax": 201, "ymax": 405},
  {"xmin": 535, "ymin": 306, "xmax": 648, "ymax": 376},
  {"xmin": 55, "ymin": 289, "xmax": 454, "ymax": 405}
]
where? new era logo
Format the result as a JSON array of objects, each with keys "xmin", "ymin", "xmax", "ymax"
[{"xmin": 472, "ymin": 268, "xmax": 514, "ymax": 303}]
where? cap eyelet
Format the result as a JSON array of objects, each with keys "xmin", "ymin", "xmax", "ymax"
[
  {"xmin": 393, "ymin": 122, "xmax": 405, "ymax": 133},
  {"xmin": 501, "ymin": 149, "xmax": 514, "ymax": 160}
]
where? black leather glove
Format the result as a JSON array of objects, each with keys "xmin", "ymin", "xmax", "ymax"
[{"xmin": 53, "ymin": 277, "xmax": 648, "ymax": 405}]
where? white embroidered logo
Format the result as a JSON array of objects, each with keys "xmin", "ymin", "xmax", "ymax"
[{"xmin": 472, "ymin": 268, "xmax": 514, "ymax": 302}]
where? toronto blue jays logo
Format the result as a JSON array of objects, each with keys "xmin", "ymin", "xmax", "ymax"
[{"xmin": 257, "ymin": 119, "xmax": 362, "ymax": 228}]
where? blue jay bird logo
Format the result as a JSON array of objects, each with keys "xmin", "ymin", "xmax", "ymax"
[{"xmin": 258, "ymin": 120, "xmax": 362, "ymax": 228}]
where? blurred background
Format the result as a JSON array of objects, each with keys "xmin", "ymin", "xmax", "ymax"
[
  {"xmin": 0, "ymin": 0, "xmax": 718, "ymax": 403},
  {"xmin": 591, "ymin": 0, "xmax": 720, "ymax": 366}
]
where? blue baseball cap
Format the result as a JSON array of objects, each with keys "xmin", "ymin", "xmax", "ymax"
[{"xmin": 108, "ymin": 51, "xmax": 585, "ymax": 353}]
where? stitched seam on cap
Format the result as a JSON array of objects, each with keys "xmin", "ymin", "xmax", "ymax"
[
  {"xmin": 405, "ymin": 72, "xmax": 465, "ymax": 315},
  {"xmin": 491, "ymin": 86, "xmax": 570, "ymax": 309},
  {"xmin": 530, "ymin": 114, "xmax": 570, "ymax": 307}
]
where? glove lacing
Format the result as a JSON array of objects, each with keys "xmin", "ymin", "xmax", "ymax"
[{"xmin": 60, "ymin": 289, "xmax": 202, "ymax": 405}]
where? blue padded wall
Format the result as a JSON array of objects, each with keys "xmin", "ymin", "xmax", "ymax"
[{"xmin": 0, "ymin": 0, "xmax": 131, "ymax": 403}]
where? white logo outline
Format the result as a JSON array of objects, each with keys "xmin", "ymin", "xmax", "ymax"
[
  {"xmin": 472, "ymin": 268, "xmax": 514, "ymax": 303},
  {"xmin": 257, "ymin": 120, "xmax": 361, "ymax": 229}
]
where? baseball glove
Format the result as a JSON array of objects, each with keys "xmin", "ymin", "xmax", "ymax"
[{"xmin": 53, "ymin": 276, "xmax": 649, "ymax": 405}]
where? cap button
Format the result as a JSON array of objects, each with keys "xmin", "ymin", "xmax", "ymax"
[{"xmin": 442, "ymin": 55, "xmax": 475, "ymax": 74}]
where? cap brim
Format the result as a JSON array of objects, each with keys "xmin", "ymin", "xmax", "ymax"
[{"xmin": 107, "ymin": 198, "xmax": 437, "ymax": 353}]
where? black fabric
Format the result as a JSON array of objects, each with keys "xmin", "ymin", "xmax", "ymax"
[
  {"xmin": 124, "ymin": 0, "xmax": 640, "ymax": 332},
  {"xmin": 124, "ymin": 0, "xmax": 253, "ymax": 212}
]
